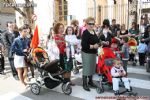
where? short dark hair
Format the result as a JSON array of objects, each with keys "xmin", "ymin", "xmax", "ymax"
[
  {"xmin": 65, "ymin": 26, "xmax": 74, "ymax": 35},
  {"xmin": 18, "ymin": 24, "xmax": 29, "ymax": 32},
  {"xmin": 123, "ymin": 37, "xmax": 129, "ymax": 43},
  {"xmin": 6, "ymin": 21, "xmax": 13, "ymax": 27},
  {"xmin": 103, "ymin": 19, "xmax": 110, "ymax": 27},
  {"xmin": 112, "ymin": 19, "xmax": 116, "ymax": 22}
]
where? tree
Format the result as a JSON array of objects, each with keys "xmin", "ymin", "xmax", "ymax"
[{"xmin": 3, "ymin": 0, "xmax": 34, "ymax": 28}]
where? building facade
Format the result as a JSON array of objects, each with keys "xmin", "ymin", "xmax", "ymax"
[{"xmin": 0, "ymin": 0, "xmax": 15, "ymax": 30}]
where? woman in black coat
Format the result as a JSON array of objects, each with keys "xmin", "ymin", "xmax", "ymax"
[{"xmin": 81, "ymin": 17, "xmax": 99, "ymax": 91}]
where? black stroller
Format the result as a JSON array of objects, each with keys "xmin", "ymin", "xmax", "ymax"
[
  {"xmin": 146, "ymin": 43, "xmax": 150, "ymax": 72},
  {"xmin": 25, "ymin": 47, "xmax": 72, "ymax": 95}
]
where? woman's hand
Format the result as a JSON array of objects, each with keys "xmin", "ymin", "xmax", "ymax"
[{"xmin": 93, "ymin": 43, "xmax": 99, "ymax": 49}]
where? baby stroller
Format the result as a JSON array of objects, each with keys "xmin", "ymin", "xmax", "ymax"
[
  {"xmin": 72, "ymin": 52, "xmax": 82, "ymax": 74},
  {"xmin": 25, "ymin": 47, "xmax": 72, "ymax": 95},
  {"xmin": 146, "ymin": 43, "xmax": 150, "ymax": 72},
  {"xmin": 128, "ymin": 38, "xmax": 138, "ymax": 66},
  {"xmin": 0, "ymin": 43, "xmax": 5, "ymax": 75},
  {"xmin": 65, "ymin": 39, "xmax": 82, "ymax": 74},
  {"xmin": 96, "ymin": 47, "xmax": 137, "ymax": 96}
]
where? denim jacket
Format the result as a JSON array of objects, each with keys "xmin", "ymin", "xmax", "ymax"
[
  {"xmin": 11, "ymin": 36, "xmax": 29, "ymax": 56},
  {"xmin": 122, "ymin": 43, "xmax": 129, "ymax": 60}
]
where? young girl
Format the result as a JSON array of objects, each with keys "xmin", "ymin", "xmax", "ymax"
[
  {"xmin": 11, "ymin": 25, "xmax": 29, "ymax": 86},
  {"xmin": 65, "ymin": 26, "xmax": 78, "ymax": 61},
  {"xmin": 111, "ymin": 59, "xmax": 131, "ymax": 95}
]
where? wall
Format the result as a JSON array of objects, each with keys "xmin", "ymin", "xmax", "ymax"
[{"xmin": 0, "ymin": 13, "xmax": 15, "ymax": 30}]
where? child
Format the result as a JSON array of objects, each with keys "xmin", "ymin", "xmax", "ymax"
[
  {"xmin": 11, "ymin": 25, "xmax": 29, "ymax": 86},
  {"xmin": 121, "ymin": 37, "xmax": 129, "ymax": 72},
  {"xmin": 65, "ymin": 26, "xmax": 78, "ymax": 61},
  {"xmin": 111, "ymin": 59, "xmax": 131, "ymax": 95},
  {"xmin": 137, "ymin": 41, "xmax": 147, "ymax": 66}
]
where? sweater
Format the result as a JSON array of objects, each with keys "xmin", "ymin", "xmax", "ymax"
[{"xmin": 81, "ymin": 29, "xmax": 99, "ymax": 54}]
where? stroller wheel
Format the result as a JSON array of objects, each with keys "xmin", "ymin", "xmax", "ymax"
[
  {"xmin": 73, "ymin": 69, "xmax": 79, "ymax": 74},
  {"xmin": 96, "ymin": 87, "xmax": 104, "ymax": 94},
  {"xmin": 62, "ymin": 83, "xmax": 72, "ymax": 95},
  {"xmin": 30, "ymin": 83, "xmax": 40, "ymax": 95},
  {"xmin": 128, "ymin": 92, "xmax": 138, "ymax": 96}
]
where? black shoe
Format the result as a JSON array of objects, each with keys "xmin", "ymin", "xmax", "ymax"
[
  {"xmin": 0, "ymin": 70, "xmax": 5, "ymax": 75},
  {"xmin": 126, "ymin": 89, "xmax": 132, "ymax": 93},
  {"xmin": 83, "ymin": 76, "xmax": 90, "ymax": 91},
  {"xmin": 114, "ymin": 90, "xmax": 120, "ymax": 96},
  {"xmin": 13, "ymin": 75, "xmax": 19, "ymax": 80},
  {"xmin": 88, "ymin": 76, "xmax": 97, "ymax": 88}
]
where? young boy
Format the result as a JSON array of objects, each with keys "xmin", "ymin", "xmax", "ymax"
[
  {"xmin": 121, "ymin": 37, "xmax": 129, "ymax": 72},
  {"xmin": 111, "ymin": 59, "xmax": 131, "ymax": 95},
  {"xmin": 137, "ymin": 41, "xmax": 147, "ymax": 66}
]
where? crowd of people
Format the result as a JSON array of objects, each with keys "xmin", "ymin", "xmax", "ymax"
[{"xmin": 0, "ymin": 17, "xmax": 150, "ymax": 95}]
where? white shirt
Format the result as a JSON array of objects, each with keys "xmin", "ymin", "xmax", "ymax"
[
  {"xmin": 65, "ymin": 34, "xmax": 78, "ymax": 45},
  {"xmin": 103, "ymin": 29, "xmax": 108, "ymax": 38},
  {"xmin": 111, "ymin": 66, "xmax": 126, "ymax": 77}
]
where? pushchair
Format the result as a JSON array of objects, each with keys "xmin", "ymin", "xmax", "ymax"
[
  {"xmin": 128, "ymin": 38, "xmax": 138, "ymax": 66},
  {"xmin": 72, "ymin": 52, "xmax": 82, "ymax": 74},
  {"xmin": 0, "ymin": 43, "xmax": 5, "ymax": 75},
  {"xmin": 25, "ymin": 47, "xmax": 72, "ymax": 95},
  {"xmin": 146, "ymin": 43, "xmax": 150, "ymax": 72},
  {"xmin": 65, "ymin": 39, "xmax": 82, "ymax": 74},
  {"xmin": 96, "ymin": 47, "xmax": 137, "ymax": 96}
]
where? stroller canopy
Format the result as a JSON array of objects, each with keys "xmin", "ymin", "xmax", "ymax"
[{"xmin": 32, "ymin": 47, "xmax": 49, "ymax": 63}]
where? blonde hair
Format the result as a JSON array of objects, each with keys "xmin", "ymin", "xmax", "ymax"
[
  {"xmin": 113, "ymin": 59, "xmax": 121, "ymax": 66},
  {"xmin": 85, "ymin": 17, "xmax": 95, "ymax": 24}
]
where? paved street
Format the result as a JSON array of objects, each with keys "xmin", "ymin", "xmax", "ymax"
[{"xmin": 0, "ymin": 59, "xmax": 150, "ymax": 100}]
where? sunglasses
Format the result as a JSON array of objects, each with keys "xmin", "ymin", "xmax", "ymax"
[{"xmin": 88, "ymin": 23, "xmax": 95, "ymax": 25}]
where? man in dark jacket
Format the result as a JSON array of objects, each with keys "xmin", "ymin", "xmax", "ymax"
[
  {"xmin": 3, "ymin": 21, "xmax": 19, "ymax": 80},
  {"xmin": 110, "ymin": 19, "xmax": 120, "ymax": 36}
]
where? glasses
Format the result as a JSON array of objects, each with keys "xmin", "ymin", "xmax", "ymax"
[{"xmin": 88, "ymin": 23, "xmax": 95, "ymax": 25}]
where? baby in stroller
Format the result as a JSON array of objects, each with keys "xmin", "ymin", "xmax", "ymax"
[
  {"xmin": 28, "ymin": 47, "xmax": 72, "ymax": 95},
  {"xmin": 96, "ymin": 47, "xmax": 137, "ymax": 96},
  {"xmin": 111, "ymin": 59, "xmax": 131, "ymax": 95}
]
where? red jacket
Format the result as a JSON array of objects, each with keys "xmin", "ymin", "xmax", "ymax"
[{"xmin": 53, "ymin": 34, "xmax": 66, "ymax": 54}]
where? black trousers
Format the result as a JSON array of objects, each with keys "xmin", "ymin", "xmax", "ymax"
[
  {"xmin": 138, "ymin": 53, "xmax": 146, "ymax": 66},
  {"xmin": 0, "ymin": 55, "xmax": 5, "ymax": 71},
  {"xmin": 8, "ymin": 58, "xmax": 17, "ymax": 76},
  {"xmin": 122, "ymin": 60, "xmax": 128, "ymax": 72},
  {"xmin": 129, "ymin": 53, "xmax": 135, "ymax": 61},
  {"xmin": 59, "ymin": 54, "xmax": 65, "ymax": 70}
]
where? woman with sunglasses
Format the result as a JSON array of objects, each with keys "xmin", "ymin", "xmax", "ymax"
[{"xmin": 81, "ymin": 17, "xmax": 99, "ymax": 91}]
